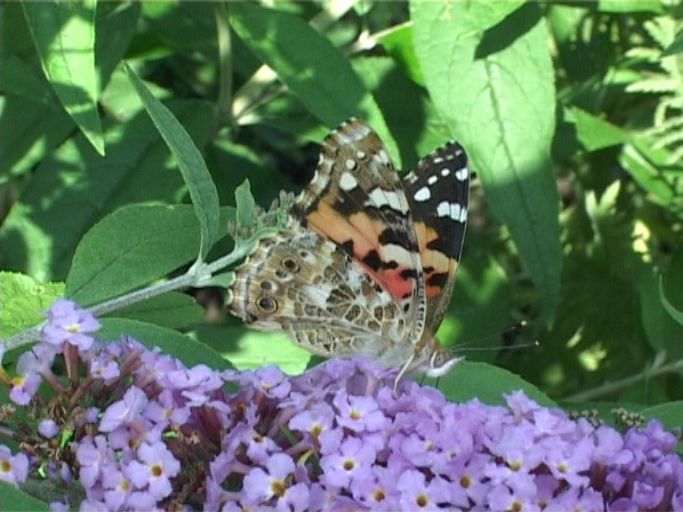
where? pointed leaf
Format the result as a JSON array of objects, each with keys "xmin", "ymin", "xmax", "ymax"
[
  {"xmin": 126, "ymin": 65, "xmax": 221, "ymax": 263},
  {"xmin": 229, "ymin": 2, "xmax": 400, "ymax": 166},
  {"xmin": 0, "ymin": 272, "xmax": 64, "ymax": 337},
  {"xmin": 412, "ymin": 2, "xmax": 561, "ymax": 319},
  {"xmin": 22, "ymin": 0, "xmax": 104, "ymax": 155}
]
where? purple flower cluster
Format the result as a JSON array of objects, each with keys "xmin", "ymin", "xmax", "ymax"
[{"xmin": 0, "ymin": 300, "xmax": 682, "ymax": 511}]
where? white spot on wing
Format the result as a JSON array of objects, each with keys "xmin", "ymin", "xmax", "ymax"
[
  {"xmin": 433, "ymin": 156, "xmax": 444, "ymax": 164},
  {"xmin": 450, "ymin": 203, "xmax": 461, "ymax": 221},
  {"xmin": 383, "ymin": 243, "xmax": 414, "ymax": 267},
  {"xmin": 437, "ymin": 201, "xmax": 450, "ymax": 218},
  {"xmin": 440, "ymin": 168, "xmax": 450, "ymax": 177},
  {"xmin": 413, "ymin": 186, "xmax": 431, "ymax": 202},
  {"xmin": 368, "ymin": 188, "xmax": 406, "ymax": 212},
  {"xmin": 456, "ymin": 166, "xmax": 468, "ymax": 181},
  {"xmin": 339, "ymin": 172, "xmax": 358, "ymax": 191},
  {"xmin": 428, "ymin": 175, "xmax": 438, "ymax": 185},
  {"xmin": 459, "ymin": 207, "xmax": 468, "ymax": 223},
  {"xmin": 376, "ymin": 150, "xmax": 390, "ymax": 165},
  {"xmin": 345, "ymin": 159, "xmax": 356, "ymax": 170},
  {"xmin": 356, "ymin": 150, "xmax": 366, "ymax": 160}
]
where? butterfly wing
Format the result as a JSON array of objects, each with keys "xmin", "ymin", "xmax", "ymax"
[
  {"xmin": 229, "ymin": 227, "xmax": 416, "ymax": 368},
  {"xmin": 403, "ymin": 140, "xmax": 470, "ymax": 336},
  {"xmin": 292, "ymin": 118, "xmax": 426, "ymax": 342}
]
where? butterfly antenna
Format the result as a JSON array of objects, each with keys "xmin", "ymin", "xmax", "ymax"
[{"xmin": 443, "ymin": 320, "xmax": 539, "ymax": 355}]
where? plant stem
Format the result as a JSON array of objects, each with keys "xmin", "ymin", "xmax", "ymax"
[
  {"xmin": 564, "ymin": 357, "xmax": 683, "ymax": 402},
  {"xmin": 0, "ymin": 242, "xmax": 255, "ymax": 353}
]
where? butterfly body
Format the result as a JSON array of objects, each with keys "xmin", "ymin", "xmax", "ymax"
[{"xmin": 230, "ymin": 119, "xmax": 470, "ymax": 386}]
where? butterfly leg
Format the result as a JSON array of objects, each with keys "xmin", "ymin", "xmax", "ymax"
[{"xmin": 393, "ymin": 354, "xmax": 417, "ymax": 394}]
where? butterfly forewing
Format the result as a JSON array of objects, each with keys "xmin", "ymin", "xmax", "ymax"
[
  {"xmin": 403, "ymin": 141, "xmax": 470, "ymax": 335},
  {"xmin": 291, "ymin": 119, "xmax": 426, "ymax": 341}
]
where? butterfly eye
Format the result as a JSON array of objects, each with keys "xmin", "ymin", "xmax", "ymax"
[
  {"xmin": 257, "ymin": 296, "xmax": 278, "ymax": 313},
  {"xmin": 282, "ymin": 258, "xmax": 300, "ymax": 273}
]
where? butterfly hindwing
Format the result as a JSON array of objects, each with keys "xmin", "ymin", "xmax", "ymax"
[
  {"xmin": 403, "ymin": 140, "xmax": 470, "ymax": 334},
  {"xmin": 229, "ymin": 227, "xmax": 416, "ymax": 368}
]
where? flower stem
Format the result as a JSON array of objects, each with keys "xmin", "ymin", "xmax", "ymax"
[
  {"xmin": 1, "ymin": 242, "xmax": 255, "ymax": 352},
  {"xmin": 564, "ymin": 356, "xmax": 683, "ymax": 402}
]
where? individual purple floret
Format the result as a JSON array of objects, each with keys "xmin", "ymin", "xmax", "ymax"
[
  {"xmin": 0, "ymin": 299, "xmax": 682, "ymax": 511},
  {"xmin": 41, "ymin": 298, "xmax": 101, "ymax": 351},
  {"xmin": 0, "ymin": 445, "xmax": 29, "ymax": 487}
]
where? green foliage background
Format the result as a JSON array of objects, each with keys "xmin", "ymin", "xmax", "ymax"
[{"xmin": 2, "ymin": 0, "xmax": 683, "ymax": 430}]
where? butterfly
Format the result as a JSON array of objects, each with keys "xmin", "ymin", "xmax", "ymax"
[{"xmin": 229, "ymin": 119, "xmax": 470, "ymax": 390}]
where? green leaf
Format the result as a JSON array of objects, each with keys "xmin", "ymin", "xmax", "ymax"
[
  {"xmin": 95, "ymin": 2, "xmax": 141, "ymax": 88},
  {"xmin": 412, "ymin": 2, "xmax": 561, "ymax": 320},
  {"xmin": 229, "ymin": 2, "xmax": 401, "ymax": 166},
  {"xmin": 22, "ymin": 0, "xmax": 104, "ymax": 155},
  {"xmin": 660, "ymin": 245, "xmax": 683, "ymax": 326},
  {"xmin": 0, "ymin": 482, "xmax": 49, "ymax": 512},
  {"xmin": 0, "ymin": 99, "xmax": 215, "ymax": 282},
  {"xmin": 641, "ymin": 401, "xmax": 683, "ymax": 430},
  {"xmin": 660, "ymin": 279, "xmax": 683, "ymax": 326},
  {"xmin": 65, "ymin": 205, "xmax": 231, "ymax": 307},
  {"xmin": 445, "ymin": 0, "xmax": 526, "ymax": 37},
  {"xmin": 194, "ymin": 326, "xmax": 311, "ymax": 375},
  {"xmin": 0, "ymin": 272, "xmax": 64, "ymax": 338},
  {"xmin": 98, "ymin": 318, "xmax": 233, "ymax": 370},
  {"xmin": 0, "ymin": 89, "xmax": 73, "ymax": 182},
  {"xmin": 598, "ymin": 0, "xmax": 664, "ymax": 13},
  {"xmin": 351, "ymin": 56, "xmax": 450, "ymax": 168},
  {"xmin": 126, "ymin": 65, "xmax": 221, "ymax": 264},
  {"xmin": 638, "ymin": 268, "xmax": 683, "ymax": 357},
  {"xmin": 571, "ymin": 107, "xmax": 630, "ymax": 151},
  {"xmin": 433, "ymin": 361, "xmax": 556, "ymax": 407},
  {"xmin": 110, "ymin": 292, "xmax": 204, "ymax": 329},
  {"xmin": 663, "ymin": 31, "xmax": 683, "ymax": 56},
  {"xmin": 619, "ymin": 138, "xmax": 678, "ymax": 208},
  {"xmin": 377, "ymin": 24, "xmax": 425, "ymax": 86},
  {"xmin": 235, "ymin": 180, "xmax": 257, "ymax": 231}
]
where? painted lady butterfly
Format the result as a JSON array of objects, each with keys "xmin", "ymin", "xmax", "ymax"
[{"xmin": 230, "ymin": 119, "xmax": 470, "ymax": 389}]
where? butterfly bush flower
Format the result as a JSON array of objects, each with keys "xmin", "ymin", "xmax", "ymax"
[
  {"xmin": 0, "ymin": 299, "xmax": 682, "ymax": 511},
  {"xmin": 40, "ymin": 298, "xmax": 101, "ymax": 351}
]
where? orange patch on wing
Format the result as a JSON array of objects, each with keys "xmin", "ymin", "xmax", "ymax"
[
  {"xmin": 381, "ymin": 267, "xmax": 416, "ymax": 301},
  {"xmin": 307, "ymin": 202, "xmax": 412, "ymax": 300},
  {"xmin": 307, "ymin": 202, "xmax": 375, "ymax": 256},
  {"xmin": 414, "ymin": 222, "xmax": 456, "ymax": 298}
]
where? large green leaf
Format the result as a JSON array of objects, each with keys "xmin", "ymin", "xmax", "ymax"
[
  {"xmin": 0, "ymin": 483, "xmax": 48, "ymax": 512},
  {"xmin": 0, "ymin": 100, "xmax": 214, "ymax": 282},
  {"xmin": 433, "ymin": 361, "xmax": 556, "ymax": 407},
  {"xmin": 22, "ymin": 0, "xmax": 104, "ymax": 155},
  {"xmin": 110, "ymin": 292, "xmax": 204, "ymax": 330},
  {"xmin": 127, "ymin": 65, "xmax": 221, "ymax": 264},
  {"xmin": 641, "ymin": 401, "xmax": 683, "ymax": 431},
  {"xmin": 0, "ymin": 272, "xmax": 64, "ymax": 338},
  {"xmin": 194, "ymin": 325, "xmax": 312, "ymax": 375},
  {"xmin": 412, "ymin": 1, "xmax": 561, "ymax": 319},
  {"xmin": 229, "ymin": 2, "xmax": 400, "ymax": 166},
  {"xmin": 65, "ymin": 205, "xmax": 203, "ymax": 307}
]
